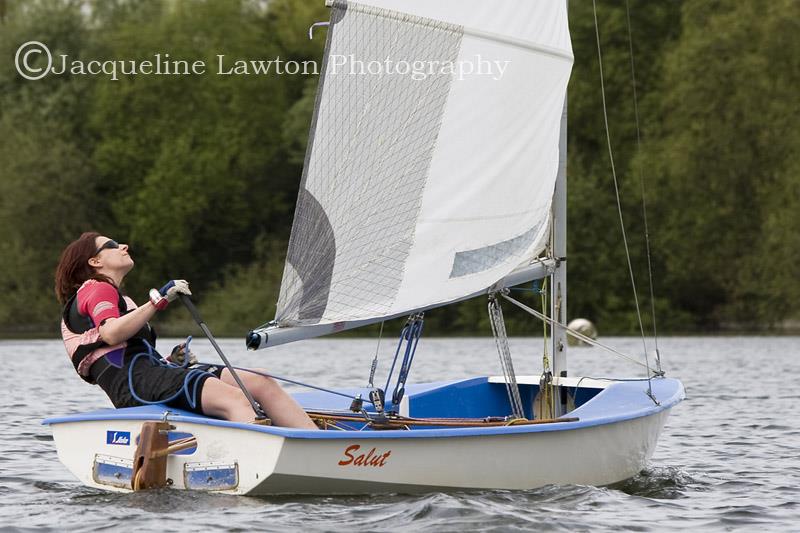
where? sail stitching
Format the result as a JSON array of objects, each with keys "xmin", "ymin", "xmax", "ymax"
[{"xmin": 276, "ymin": 2, "xmax": 463, "ymax": 325}]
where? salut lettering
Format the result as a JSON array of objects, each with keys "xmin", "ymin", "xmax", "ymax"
[{"xmin": 338, "ymin": 444, "xmax": 391, "ymax": 467}]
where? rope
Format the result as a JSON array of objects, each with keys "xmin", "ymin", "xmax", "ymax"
[
  {"xmin": 230, "ymin": 367, "xmax": 373, "ymax": 403},
  {"xmin": 537, "ymin": 279, "xmax": 555, "ymax": 420},
  {"xmin": 624, "ymin": 0, "xmax": 662, "ymax": 374},
  {"xmin": 389, "ymin": 315, "xmax": 424, "ymax": 408},
  {"xmin": 383, "ymin": 316, "xmax": 423, "ymax": 400},
  {"xmin": 127, "ymin": 342, "xmax": 379, "ymax": 410},
  {"xmin": 384, "ymin": 319, "xmax": 410, "ymax": 394},
  {"xmin": 305, "ymin": 410, "xmax": 576, "ymax": 429},
  {"xmin": 127, "ymin": 340, "xmax": 211, "ymax": 410},
  {"xmin": 592, "ymin": 0, "xmax": 655, "ymax": 398},
  {"xmin": 488, "ymin": 295, "xmax": 525, "ymax": 419},
  {"xmin": 539, "ymin": 279, "xmax": 550, "ymax": 372}
]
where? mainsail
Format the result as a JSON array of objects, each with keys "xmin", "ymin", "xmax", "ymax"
[{"xmin": 273, "ymin": 0, "xmax": 573, "ymax": 331}]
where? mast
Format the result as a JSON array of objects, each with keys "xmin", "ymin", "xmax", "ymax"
[
  {"xmin": 551, "ymin": 94, "xmax": 568, "ymax": 380},
  {"xmin": 549, "ymin": 0, "xmax": 569, "ymax": 387}
]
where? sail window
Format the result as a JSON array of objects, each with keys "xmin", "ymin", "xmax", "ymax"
[{"xmin": 450, "ymin": 222, "xmax": 542, "ymax": 278}]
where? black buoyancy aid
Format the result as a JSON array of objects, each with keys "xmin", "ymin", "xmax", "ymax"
[{"xmin": 62, "ymin": 287, "xmax": 157, "ymax": 383}]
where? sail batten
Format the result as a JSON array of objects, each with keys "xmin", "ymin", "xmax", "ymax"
[{"xmin": 269, "ymin": 0, "xmax": 573, "ymax": 334}]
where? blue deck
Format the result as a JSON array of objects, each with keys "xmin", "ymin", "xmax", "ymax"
[{"xmin": 43, "ymin": 376, "xmax": 684, "ymax": 439}]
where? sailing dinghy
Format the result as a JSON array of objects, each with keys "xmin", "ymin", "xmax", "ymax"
[{"xmin": 45, "ymin": 0, "xmax": 684, "ymax": 494}]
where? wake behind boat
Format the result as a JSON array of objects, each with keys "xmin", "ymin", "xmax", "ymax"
[{"xmin": 45, "ymin": 0, "xmax": 683, "ymax": 494}]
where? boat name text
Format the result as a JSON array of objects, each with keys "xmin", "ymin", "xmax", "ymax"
[{"xmin": 338, "ymin": 444, "xmax": 391, "ymax": 467}]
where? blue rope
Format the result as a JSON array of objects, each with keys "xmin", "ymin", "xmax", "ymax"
[
  {"xmin": 127, "ymin": 336, "xmax": 210, "ymax": 410},
  {"xmin": 384, "ymin": 321, "xmax": 412, "ymax": 393},
  {"xmin": 394, "ymin": 319, "xmax": 423, "ymax": 404},
  {"xmin": 385, "ymin": 316, "xmax": 424, "ymax": 407},
  {"xmin": 126, "ymin": 336, "xmax": 376, "ymax": 411}
]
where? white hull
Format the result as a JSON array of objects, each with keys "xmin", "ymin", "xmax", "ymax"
[
  {"xmin": 46, "ymin": 377, "xmax": 683, "ymax": 494},
  {"xmin": 51, "ymin": 409, "xmax": 670, "ymax": 494},
  {"xmin": 249, "ymin": 409, "xmax": 670, "ymax": 494}
]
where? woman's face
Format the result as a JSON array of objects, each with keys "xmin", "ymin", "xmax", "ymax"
[{"xmin": 91, "ymin": 236, "xmax": 134, "ymax": 273}]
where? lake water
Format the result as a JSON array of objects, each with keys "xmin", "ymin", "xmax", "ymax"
[{"xmin": 1, "ymin": 335, "xmax": 798, "ymax": 531}]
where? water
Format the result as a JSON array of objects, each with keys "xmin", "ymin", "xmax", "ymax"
[{"xmin": 2, "ymin": 336, "xmax": 799, "ymax": 531}]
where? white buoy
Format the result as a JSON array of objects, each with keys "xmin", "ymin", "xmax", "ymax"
[{"xmin": 567, "ymin": 318, "xmax": 598, "ymax": 347}]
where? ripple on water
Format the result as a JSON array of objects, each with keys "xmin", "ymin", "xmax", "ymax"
[
  {"xmin": 715, "ymin": 504, "xmax": 783, "ymax": 528},
  {"xmin": 609, "ymin": 466, "xmax": 705, "ymax": 499},
  {"xmin": 5, "ymin": 336, "xmax": 800, "ymax": 531},
  {"xmin": 32, "ymin": 480, "xmax": 73, "ymax": 493}
]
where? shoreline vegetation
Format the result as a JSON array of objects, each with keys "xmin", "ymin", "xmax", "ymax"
[
  {"xmin": 2, "ymin": 317, "xmax": 799, "ymax": 341},
  {"xmin": 1, "ymin": 1, "xmax": 798, "ymax": 338}
]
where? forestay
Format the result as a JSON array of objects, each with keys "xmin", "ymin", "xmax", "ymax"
[{"xmin": 275, "ymin": 0, "xmax": 573, "ymax": 328}]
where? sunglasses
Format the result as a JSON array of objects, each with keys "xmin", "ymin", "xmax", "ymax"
[{"xmin": 94, "ymin": 239, "xmax": 120, "ymax": 256}]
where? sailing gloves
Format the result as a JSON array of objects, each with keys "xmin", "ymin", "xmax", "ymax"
[
  {"xmin": 149, "ymin": 279, "xmax": 192, "ymax": 311},
  {"xmin": 168, "ymin": 339, "xmax": 197, "ymax": 366}
]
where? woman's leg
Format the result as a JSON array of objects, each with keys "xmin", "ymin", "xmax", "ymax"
[
  {"xmin": 219, "ymin": 368, "xmax": 318, "ymax": 429},
  {"xmin": 199, "ymin": 377, "xmax": 259, "ymax": 423}
]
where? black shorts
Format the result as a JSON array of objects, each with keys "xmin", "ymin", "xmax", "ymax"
[{"xmin": 89, "ymin": 352, "xmax": 223, "ymax": 415}]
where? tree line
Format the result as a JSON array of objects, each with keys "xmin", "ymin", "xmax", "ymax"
[{"xmin": 0, "ymin": 0, "xmax": 797, "ymax": 338}]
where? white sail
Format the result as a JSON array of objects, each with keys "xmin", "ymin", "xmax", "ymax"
[{"xmin": 275, "ymin": 0, "xmax": 573, "ymax": 328}]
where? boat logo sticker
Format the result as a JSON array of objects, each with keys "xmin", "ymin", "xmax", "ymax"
[
  {"xmin": 106, "ymin": 431, "xmax": 131, "ymax": 446},
  {"xmin": 338, "ymin": 444, "xmax": 391, "ymax": 467}
]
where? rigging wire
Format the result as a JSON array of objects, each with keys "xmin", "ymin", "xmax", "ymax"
[
  {"xmin": 488, "ymin": 295, "xmax": 525, "ymax": 419},
  {"xmin": 230, "ymin": 367, "xmax": 365, "ymax": 403},
  {"xmin": 367, "ymin": 321, "xmax": 384, "ymax": 388},
  {"xmin": 624, "ymin": 0, "xmax": 662, "ymax": 374},
  {"xmin": 502, "ymin": 292, "xmax": 660, "ymax": 377},
  {"xmin": 591, "ymin": 0, "xmax": 655, "ymax": 398}
]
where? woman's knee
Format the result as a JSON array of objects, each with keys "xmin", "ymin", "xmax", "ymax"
[
  {"xmin": 258, "ymin": 373, "xmax": 279, "ymax": 390},
  {"xmin": 222, "ymin": 392, "xmax": 256, "ymax": 421},
  {"xmin": 245, "ymin": 368, "xmax": 276, "ymax": 384},
  {"xmin": 201, "ymin": 378, "xmax": 254, "ymax": 420},
  {"xmin": 225, "ymin": 368, "xmax": 279, "ymax": 392},
  {"xmin": 228, "ymin": 390, "xmax": 252, "ymax": 410}
]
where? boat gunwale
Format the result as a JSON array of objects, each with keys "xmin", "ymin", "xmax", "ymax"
[{"xmin": 43, "ymin": 377, "xmax": 684, "ymax": 439}]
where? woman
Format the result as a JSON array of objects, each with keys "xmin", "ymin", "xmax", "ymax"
[{"xmin": 54, "ymin": 231, "xmax": 317, "ymax": 429}]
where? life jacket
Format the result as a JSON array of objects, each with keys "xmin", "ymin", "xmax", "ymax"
[{"xmin": 61, "ymin": 284, "xmax": 157, "ymax": 384}]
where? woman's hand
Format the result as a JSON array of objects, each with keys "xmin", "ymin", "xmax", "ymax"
[
  {"xmin": 160, "ymin": 280, "xmax": 192, "ymax": 302},
  {"xmin": 167, "ymin": 340, "xmax": 197, "ymax": 366},
  {"xmin": 149, "ymin": 280, "xmax": 191, "ymax": 310}
]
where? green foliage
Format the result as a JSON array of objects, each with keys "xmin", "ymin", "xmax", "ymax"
[
  {"xmin": 639, "ymin": 0, "xmax": 800, "ymax": 328},
  {"xmin": 0, "ymin": 0, "xmax": 98, "ymax": 332},
  {"xmin": 565, "ymin": 1, "xmax": 684, "ymax": 333},
  {"xmin": 87, "ymin": 0, "xmax": 295, "ymax": 295},
  {"xmin": 156, "ymin": 237, "xmax": 288, "ymax": 337},
  {"xmin": 0, "ymin": 0, "xmax": 797, "ymax": 336}
]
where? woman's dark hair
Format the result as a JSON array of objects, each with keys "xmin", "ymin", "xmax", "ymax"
[{"xmin": 54, "ymin": 231, "xmax": 116, "ymax": 304}]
